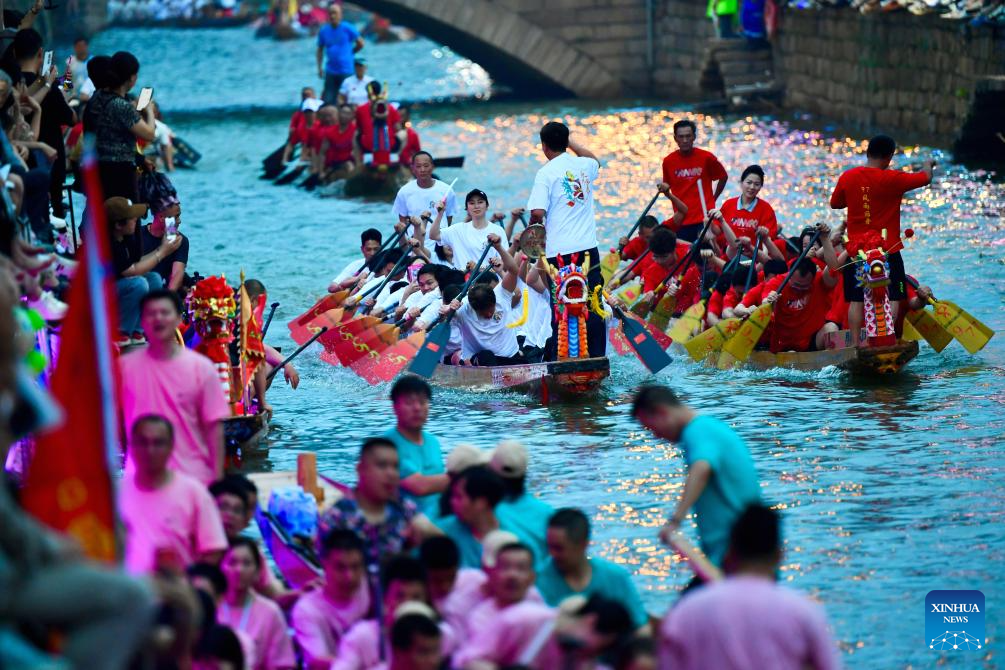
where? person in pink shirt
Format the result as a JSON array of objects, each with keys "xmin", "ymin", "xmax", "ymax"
[
  {"xmin": 332, "ymin": 556, "xmax": 455, "ymax": 670},
  {"xmin": 291, "ymin": 529, "xmax": 371, "ymax": 669},
  {"xmin": 418, "ymin": 535, "xmax": 486, "ymax": 633},
  {"xmin": 120, "ymin": 414, "xmax": 228, "ymax": 574},
  {"xmin": 119, "ymin": 290, "xmax": 230, "ymax": 485},
  {"xmin": 453, "ymin": 542, "xmax": 538, "ymax": 667},
  {"xmin": 389, "ymin": 612, "xmax": 444, "ymax": 670},
  {"xmin": 459, "ymin": 594, "xmax": 633, "ymax": 670},
  {"xmin": 218, "ymin": 537, "xmax": 297, "ymax": 670},
  {"xmin": 659, "ymin": 505, "xmax": 840, "ymax": 670}
]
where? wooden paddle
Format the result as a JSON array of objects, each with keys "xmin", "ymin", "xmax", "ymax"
[
  {"xmin": 407, "ymin": 245, "xmax": 494, "ymax": 379},
  {"xmin": 906, "ymin": 278, "xmax": 993, "ymax": 353},
  {"xmin": 682, "ymin": 317, "xmax": 743, "ymax": 361},
  {"xmin": 666, "ymin": 249, "xmax": 718, "ymax": 343},
  {"xmin": 605, "ymin": 294, "xmax": 672, "ymax": 374},
  {"xmin": 288, "ymin": 293, "xmax": 349, "ymax": 344},
  {"xmin": 274, "ymin": 163, "xmax": 307, "ymax": 185},
  {"xmin": 640, "ymin": 216, "xmax": 715, "ymax": 323},
  {"xmin": 600, "ymin": 191, "xmax": 661, "ymax": 283},
  {"xmin": 718, "ymin": 229, "xmax": 822, "ymax": 368},
  {"xmin": 666, "ymin": 530, "xmax": 723, "ymax": 583},
  {"xmin": 266, "ymin": 327, "xmax": 327, "ymax": 382},
  {"xmin": 262, "ymin": 143, "xmax": 290, "ymax": 179}
]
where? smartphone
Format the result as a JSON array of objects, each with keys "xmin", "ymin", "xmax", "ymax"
[
  {"xmin": 42, "ymin": 50, "xmax": 53, "ymax": 76},
  {"xmin": 136, "ymin": 87, "xmax": 154, "ymax": 111},
  {"xmin": 164, "ymin": 216, "xmax": 178, "ymax": 242}
]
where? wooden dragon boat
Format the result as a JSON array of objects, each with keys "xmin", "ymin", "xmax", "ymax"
[
  {"xmin": 340, "ymin": 165, "xmax": 411, "ymax": 200},
  {"xmin": 430, "ymin": 356, "xmax": 610, "ymax": 396},
  {"xmin": 223, "ymin": 413, "xmax": 270, "ymax": 466},
  {"xmin": 701, "ymin": 330, "xmax": 919, "ymax": 374}
]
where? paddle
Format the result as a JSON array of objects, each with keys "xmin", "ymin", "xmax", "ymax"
[
  {"xmin": 718, "ymin": 228, "xmax": 822, "ymax": 368},
  {"xmin": 605, "ymin": 296, "xmax": 673, "ymax": 374},
  {"xmin": 274, "ymin": 163, "xmax": 307, "ymax": 185},
  {"xmin": 907, "ymin": 277, "xmax": 993, "ymax": 353},
  {"xmin": 262, "ymin": 301, "xmax": 280, "ymax": 338},
  {"xmin": 666, "ymin": 249, "xmax": 715, "ymax": 343},
  {"xmin": 643, "ymin": 216, "xmax": 715, "ymax": 324},
  {"xmin": 407, "ymin": 245, "xmax": 493, "ymax": 378},
  {"xmin": 434, "ymin": 155, "xmax": 465, "ymax": 169},
  {"xmin": 351, "ymin": 250, "xmax": 418, "ymax": 310},
  {"xmin": 288, "ymin": 293, "xmax": 349, "ymax": 344},
  {"xmin": 600, "ymin": 191, "xmax": 661, "ymax": 283},
  {"xmin": 262, "ymin": 143, "xmax": 290, "ymax": 179},
  {"xmin": 666, "ymin": 530, "xmax": 723, "ymax": 583},
  {"xmin": 266, "ymin": 327, "xmax": 327, "ymax": 382},
  {"xmin": 676, "ymin": 255, "xmax": 746, "ymax": 358}
]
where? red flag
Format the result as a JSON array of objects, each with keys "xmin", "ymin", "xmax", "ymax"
[{"xmin": 21, "ymin": 138, "xmax": 120, "ymax": 562}]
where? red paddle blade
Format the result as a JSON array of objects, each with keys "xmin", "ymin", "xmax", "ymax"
[
  {"xmin": 352, "ymin": 331, "xmax": 425, "ymax": 384},
  {"xmin": 289, "ymin": 291, "xmax": 349, "ymax": 344},
  {"xmin": 318, "ymin": 316, "xmax": 377, "ymax": 366},
  {"xmin": 324, "ymin": 318, "xmax": 398, "ymax": 367},
  {"xmin": 289, "ymin": 307, "xmax": 345, "ymax": 346},
  {"xmin": 644, "ymin": 321, "xmax": 673, "ymax": 349},
  {"xmin": 609, "ymin": 325, "xmax": 633, "ymax": 355}
]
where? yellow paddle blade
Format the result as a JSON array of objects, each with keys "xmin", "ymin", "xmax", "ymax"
[
  {"xmin": 648, "ymin": 293, "xmax": 676, "ymax": 329},
  {"xmin": 683, "ymin": 318, "xmax": 743, "ymax": 361},
  {"xmin": 930, "ymin": 300, "xmax": 994, "ymax": 354},
  {"xmin": 617, "ymin": 284, "xmax": 641, "ymax": 304},
  {"xmin": 906, "ymin": 309, "xmax": 953, "ymax": 353},
  {"xmin": 668, "ymin": 301, "xmax": 706, "ymax": 343},
  {"xmin": 902, "ymin": 318, "xmax": 922, "ymax": 342},
  {"xmin": 600, "ymin": 251, "xmax": 621, "ymax": 284},
  {"xmin": 720, "ymin": 303, "xmax": 773, "ymax": 364}
]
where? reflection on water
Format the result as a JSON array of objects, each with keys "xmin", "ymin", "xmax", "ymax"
[{"xmin": 86, "ymin": 25, "xmax": 1005, "ymax": 667}]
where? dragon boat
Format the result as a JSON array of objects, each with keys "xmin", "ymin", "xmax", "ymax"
[
  {"xmin": 430, "ymin": 356, "xmax": 610, "ymax": 396},
  {"xmin": 714, "ymin": 330, "xmax": 920, "ymax": 374}
]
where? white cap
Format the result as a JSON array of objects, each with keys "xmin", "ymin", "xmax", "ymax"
[
  {"xmin": 446, "ymin": 444, "xmax": 489, "ymax": 475},
  {"xmin": 481, "ymin": 529, "xmax": 520, "ymax": 569},
  {"xmin": 489, "ymin": 440, "xmax": 528, "ymax": 479},
  {"xmin": 301, "ymin": 98, "xmax": 322, "ymax": 112},
  {"xmin": 393, "ymin": 600, "xmax": 437, "ymax": 621}
]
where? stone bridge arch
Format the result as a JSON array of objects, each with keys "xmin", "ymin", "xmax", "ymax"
[{"xmin": 351, "ymin": 0, "xmax": 623, "ymax": 97}]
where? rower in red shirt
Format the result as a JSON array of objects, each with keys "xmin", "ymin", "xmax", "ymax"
[
  {"xmin": 608, "ymin": 226, "xmax": 689, "ymax": 292},
  {"xmin": 320, "ymin": 103, "xmax": 358, "ymax": 178},
  {"xmin": 714, "ymin": 165, "xmax": 788, "ymax": 256},
  {"xmin": 282, "ymin": 94, "xmax": 320, "ymax": 163},
  {"xmin": 659, "ymin": 119, "xmax": 728, "ymax": 243},
  {"xmin": 355, "ymin": 81, "xmax": 403, "ymax": 167},
  {"xmin": 830, "ymin": 134, "xmax": 934, "ymax": 346}
]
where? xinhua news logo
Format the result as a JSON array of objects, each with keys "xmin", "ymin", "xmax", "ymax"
[{"xmin": 926, "ymin": 590, "xmax": 985, "ymax": 651}]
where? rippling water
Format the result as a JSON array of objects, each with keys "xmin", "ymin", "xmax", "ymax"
[{"xmin": 88, "ymin": 26, "xmax": 1005, "ymax": 668}]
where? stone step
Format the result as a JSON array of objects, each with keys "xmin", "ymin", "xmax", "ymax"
[
  {"xmin": 718, "ymin": 59, "xmax": 774, "ymax": 76},
  {"xmin": 721, "ymin": 71, "xmax": 776, "ymax": 88},
  {"xmin": 706, "ymin": 46, "xmax": 773, "ymax": 63},
  {"xmin": 726, "ymin": 80, "xmax": 784, "ymax": 98}
]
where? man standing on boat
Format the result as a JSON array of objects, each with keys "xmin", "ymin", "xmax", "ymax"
[
  {"xmin": 526, "ymin": 121, "xmax": 605, "ymax": 359},
  {"xmin": 830, "ymin": 134, "xmax": 934, "ymax": 347},
  {"xmin": 316, "ymin": 3, "xmax": 364, "ymax": 105},
  {"xmin": 660, "ymin": 119, "xmax": 729, "ymax": 242},
  {"xmin": 632, "ymin": 385, "xmax": 760, "ymax": 568},
  {"xmin": 393, "ymin": 151, "xmax": 457, "ymax": 230}
]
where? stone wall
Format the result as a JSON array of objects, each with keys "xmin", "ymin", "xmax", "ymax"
[
  {"xmin": 774, "ymin": 10, "xmax": 1005, "ymax": 142},
  {"xmin": 652, "ymin": 0, "xmax": 716, "ymax": 94}
]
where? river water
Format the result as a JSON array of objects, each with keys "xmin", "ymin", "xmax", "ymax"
[{"xmin": 88, "ymin": 25, "xmax": 1005, "ymax": 668}]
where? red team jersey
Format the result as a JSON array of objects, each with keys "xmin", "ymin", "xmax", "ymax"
[
  {"xmin": 322, "ymin": 122, "xmax": 356, "ymax": 164},
  {"xmin": 830, "ymin": 166, "xmax": 929, "ymax": 246},
  {"xmin": 717, "ymin": 196, "xmax": 779, "ymax": 245},
  {"xmin": 661, "ymin": 148, "xmax": 728, "ymax": 228},
  {"xmin": 763, "ymin": 272, "xmax": 836, "ymax": 352},
  {"xmin": 355, "ymin": 103, "xmax": 401, "ymax": 152}
]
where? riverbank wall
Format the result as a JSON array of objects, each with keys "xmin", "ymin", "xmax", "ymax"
[{"xmin": 655, "ymin": 2, "xmax": 1005, "ymax": 154}]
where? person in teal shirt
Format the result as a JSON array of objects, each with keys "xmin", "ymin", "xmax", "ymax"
[
  {"xmin": 536, "ymin": 508, "xmax": 649, "ymax": 630},
  {"xmin": 385, "ymin": 376, "xmax": 449, "ymax": 518},
  {"xmin": 489, "ymin": 440, "xmax": 554, "ymax": 567},
  {"xmin": 434, "ymin": 465, "xmax": 538, "ymax": 568},
  {"xmin": 632, "ymin": 384, "xmax": 761, "ymax": 566}
]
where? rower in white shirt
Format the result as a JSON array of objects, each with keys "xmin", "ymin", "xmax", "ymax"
[
  {"xmin": 429, "ymin": 189, "xmax": 507, "ymax": 271},
  {"xmin": 328, "ymin": 228, "xmax": 385, "ymax": 292},
  {"xmin": 440, "ymin": 234, "xmax": 524, "ymax": 367},
  {"xmin": 337, "ymin": 59, "xmax": 376, "ymax": 107},
  {"xmin": 526, "ymin": 121, "xmax": 604, "ymax": 359},
  {"xmin": 392, "ymin": 152, "xmax": 457, "ymax": 230}
]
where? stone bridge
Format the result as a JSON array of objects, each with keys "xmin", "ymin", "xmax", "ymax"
[{"xmin": 351, "ymin": 0, "xmax": 653, "ymax": 97}]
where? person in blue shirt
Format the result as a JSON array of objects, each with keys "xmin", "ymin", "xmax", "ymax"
[
  {"xmin": 434, "ymin": 465, "xmax": 537, "ymax": 569},
  {"xmin": 315, "ymin": 4, "xmax": 364, "ymax": 105},
  {"xmin": 489, "ymin": 440, "xmax": 554, "ymax": 567},
  {"xmin": 536, "ymin": 508, "xmax": 650, "ymax": 631},
  {"xmin": 632, "ymin": 384, "xmax": 761, "ymax": 567},
  {"xmin": 385, "ymin": 376, "xmax": 449, "ymax": 518}
]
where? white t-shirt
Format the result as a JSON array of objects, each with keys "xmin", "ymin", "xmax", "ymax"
[
  {"xmin": 455, "ymin": 284, "xmax": 521, "ymax": 359},
  {"xmin": 333, "ymin": 257, "xmax": 366, "ymax": 284},
  {"xmin": 392, "ymin": 179, "xmax": 458, "ymax": 223},
  {"xmin": 516, "ymin": 279, "xmax": 553, "ymax": 349},
  {"xmin": 338, "ymin": 74, "xmax": 375, "ymax": 106},
  {"xmin": 438, "ymin": 221, "xmax": 505, "ymax": 270},
  {"xmin": 526, "ymin": 152, "xmax": 601, "ymax": 257}
]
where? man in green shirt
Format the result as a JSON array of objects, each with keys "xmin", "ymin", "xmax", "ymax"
[
  {"xmin": 632, "ymin": 384, "xmax": 761, "ymax": 567},
  {"xmin": 536, "ymin": 508, "xmax": 649, "ymax": 631},
  {"xmin": 384, "ymin": 376, "xmax": 449, "ymax": 517}
]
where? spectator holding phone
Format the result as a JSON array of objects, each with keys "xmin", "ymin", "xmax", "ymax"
[
  {"xmin": 82, "ymin": 51, "xmax": 156, "ymax": 201},
  {"xmin": 138, "ymin": 167, "xmax": 187, "ymax": 291}
]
